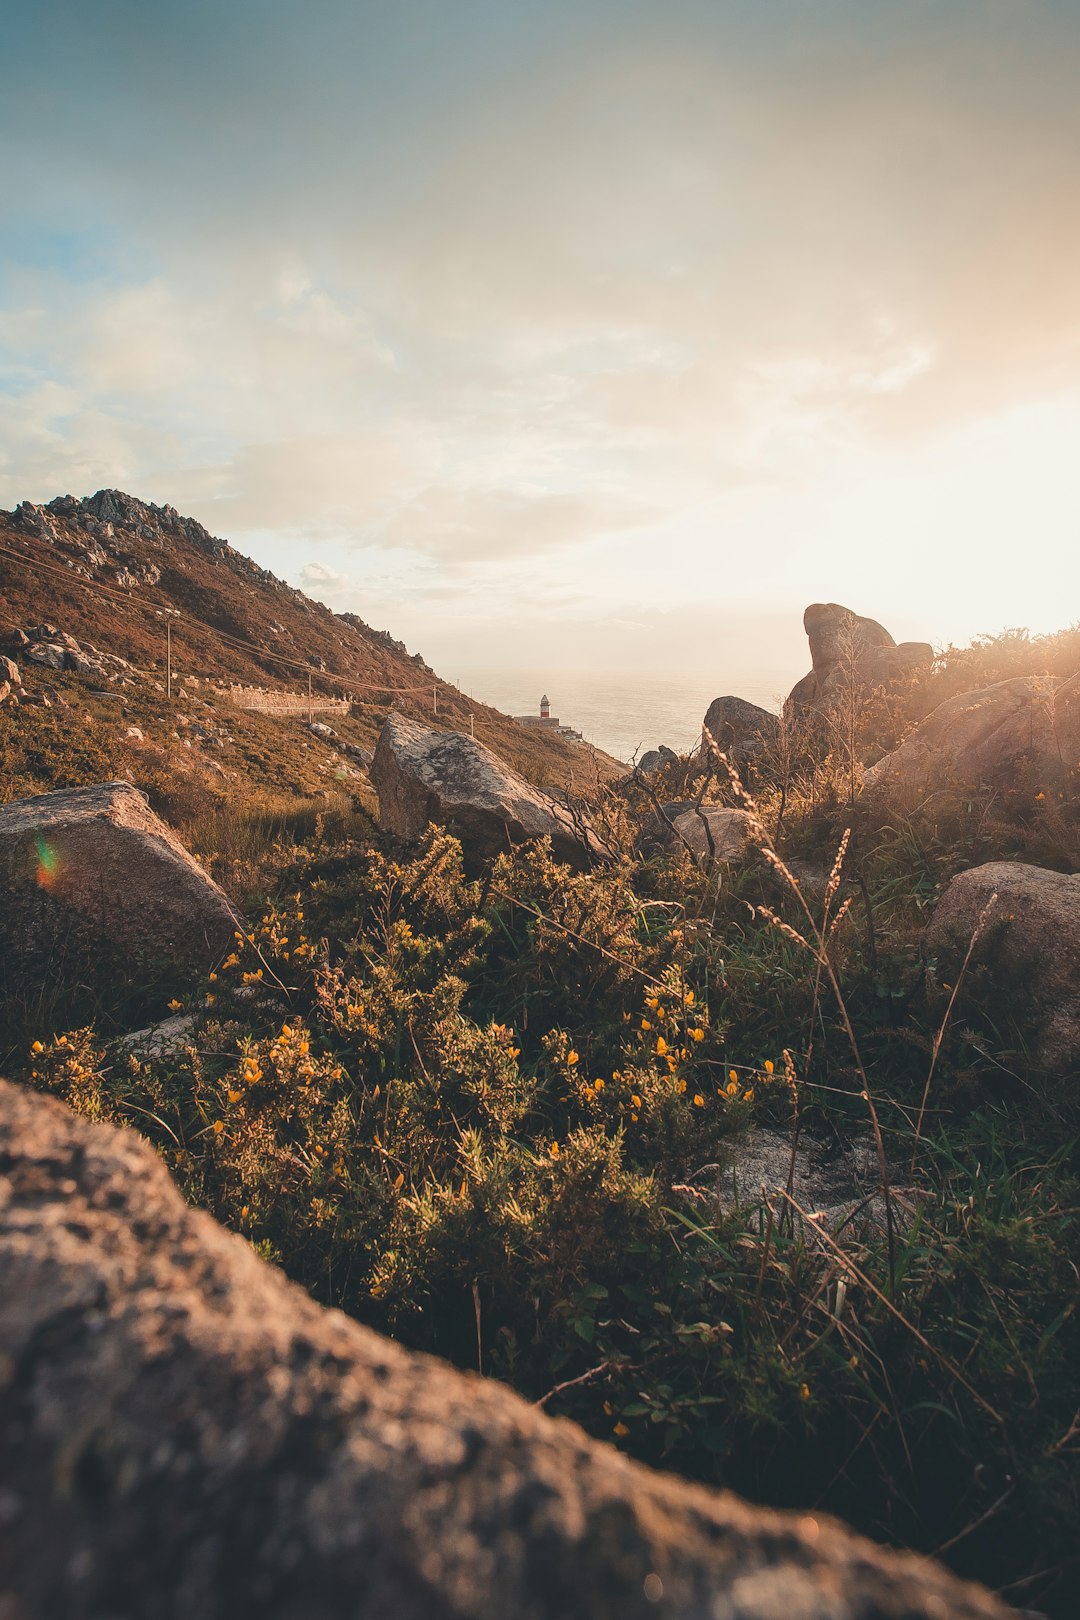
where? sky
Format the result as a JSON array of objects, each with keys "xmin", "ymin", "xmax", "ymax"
[{"xmin": 2, "ymin": 0, "xmax": 1079, "ymax": 704}]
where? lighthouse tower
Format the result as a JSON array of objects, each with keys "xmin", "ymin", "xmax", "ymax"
[{"xmin": 540, "ymin": 694, "xmax": 550, "ymax": 719}]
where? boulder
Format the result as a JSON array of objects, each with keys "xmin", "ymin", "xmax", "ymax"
[
  {"xmin": 0, "ymin": 1078, "xmax": 1009, "ymax": 1620},
  {"xmin": 0, "ymin": 782, "xmax": 239, "ymax": 975},
  {"xmin": 372, "ymin": 713, "xmax": 606, "ymax": 867},
  {"xmin": 24, "ymin": 641, "xmax": 67, "ymax": 670},
  {"xmin": 701, "ymin": 697, "xmax": 780, "ymax": 763},
  {"xmin": 637, "ymin": 750, "xmax": 664, "ymax": 774},
  {"xmin": 1, "ymin": 654, "xmax": 22, "ymax": 688},
  {"xmin": 785, "ymin": 604, "xmax": 933, "ymax": 715},
  {"xmin": 638, "ymin": 801, "xmax": 753, "ymax": 864},
  {"xmin": 924, "ymin": 861, "xmax": 1080, "ymax": 1073},
  {"xmin": 864, "ymin": 676, "xmax": 1080, "ymax": 806},
  {"xmin": 669, "ymin": 805, "xmax": 754, "ymax": 863}
]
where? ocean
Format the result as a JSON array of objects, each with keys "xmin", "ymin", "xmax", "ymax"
[{"xmin": 450, "ymin": 667, "xmax": 791, "ymax": 765}]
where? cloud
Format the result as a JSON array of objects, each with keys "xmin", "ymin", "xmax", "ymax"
[{"xmin": 2, "ymin": 0, "xmax": 1079, "ymax": 661}]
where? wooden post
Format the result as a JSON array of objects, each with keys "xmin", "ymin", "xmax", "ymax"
[
  {"xmin": 166, "ymin": 618, "xmax": 172, "ymax": 700},
  {"xmin": 307, "ymin": 670, "xmax": 313, "ymax": 725},
  {"xmin": 433, "ymin": 685, "xmax": 438, "ymax": 715}
]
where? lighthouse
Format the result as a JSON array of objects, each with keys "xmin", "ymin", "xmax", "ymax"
[{"xmin": 540, "ymin": 693, "xmax": 550, "ymax": 719}]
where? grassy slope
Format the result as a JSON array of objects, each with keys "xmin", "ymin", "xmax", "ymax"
[{"xmin": 0, "ymin": 496, "xmax": 622, "ymax": 790}]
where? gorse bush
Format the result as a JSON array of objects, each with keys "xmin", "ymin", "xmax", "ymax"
[{"xmin": 20, "ymin": 803, "xmax": 1080, "ymax": 1613}]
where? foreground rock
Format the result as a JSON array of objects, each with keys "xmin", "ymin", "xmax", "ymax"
[
  {"xmin": 865, "ymin": 675, "xmax": 1080, "ymax": 806},
  {"xmin": 372, "ymin": 713, "xmax": 607, "ymax": 866},
  {"xmin": 0, "ymin": 1081, "xmax": 1008, "ymax": 1620},
  {"xmin": 701, "ymin": 696, "xmax": 779, "ymax": 766},
  {"xmin": 786, "ymin": 603, "xmax": 933, "ymax": 715},
  {"xmin": 924, "ymin": 861, "xmax": 1080, "ymax": 1073},
  {"xmin": 0, "ymin": 782, "xmax": 238, "ymax": 974}
]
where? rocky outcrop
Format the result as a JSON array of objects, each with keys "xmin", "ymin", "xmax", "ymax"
[
  {"xmin": 0, "ymin": 782, "xmax": 238, "ymax": 975},
  {"xmin": 0, "ymin": 1079, "xmax": 1009, "ymax": 1620},
  {"xmin": 924, "ymin": 862, "xmax": 1080, "ymax": 1073},
  {"xmin": 636, "ymin": 745, "xmax": 678, "ymax": 775},
  {"xmin": 3, "ymin": 620, "xmax": 135, "ymax": 685},
  {"xmin": 372, "ymin": 713, "xmax": 606, "ymax": 866},
  {"xmin": 785, "ymin": 604, "xmax": 933, "ymax": 715},
  {"xmin": 864, "ymin": 676, "xmax": 1080, "ymax": 806},
  {"xmin": 701, "ymin": 697, "xmax": 780, "ymax": 766}
]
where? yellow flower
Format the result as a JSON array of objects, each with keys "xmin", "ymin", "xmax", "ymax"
[
  {"xmin": 646, "ymin": 997, "xmax": 659, "ymax": 1010},
  {"xmin": 31, "ymin": 1040, "xmax": 43, "ymax": 1054},
  {"xmin": 631, "ymin": 1094, "xmax": 641, "ymax": 1109},
  {"xmin": 641, "ymin": 1018, "xmax": 652, "ymax": 1031},
  {"xmin": 690, "ymin": 1027, "xmax": 705, "ymax": 1043},
  {"xmin": 764, "ymin": 1059, "xmax": 775, "ymax": 1075},
  {"xmin": 227, "ymin": 1089, "xmax": 242, "ymax": 1104},
  {"xmin": 800, "ymin": 1383, "xmax": 811, "ymax": 1402},
  {"xmin": 549, "ymin": 1141, "xmax": 560, "ymax": 1159},
  {"xmin": 684, "ymin": 989, "xmax": 695, "ymax": 1005},
  {"xmin": 168, "ymin": 999, "xmax": 182, "ymax": 1013},
  {"xmin": 205, "ymin": 994, "xmax": 215, "ymax": 1006},
  {"xmin": 655, "ymin": 1036, "xmax": 668, "ymax": 1056},
  {"xmin": 567, "ymin": 1050, "xmax": 579, "ymax": 1067},
  {"xmin": 693, "ymin": 1093, "xmax": 704, "ymax": 1108},
  {"xmin": 743, "ymin": 1088, "xmax": 753, "ymax": 1101},
  {"xmin": 726, "ymin": 1081, "xmax": 738, "ymax": 1097},
  {"xmin": 593, "ymin": 1077, "xmax": 605, "ymax": 1091},
  {"xmin": 212, "ymin": 1120, "xmax": 224, "ymax": 1135},
  {"xmin": 613, "ymin": 1421, "xmax": 629, "ymax": 1437},
  {"xmin": 729, "ymin": 1068, "xmax": 738, "ymax": 1083},
  {"xmin": 508, "ymin": 1047, "xmax": 520, "ymax": 1060},
  {"xmin": 655, "ymin": 1006, "xmax": 665, "ymax": 1020}
]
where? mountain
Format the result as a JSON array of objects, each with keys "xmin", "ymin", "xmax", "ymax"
[{"xmin": 0, "ymin": 490, "xmax": 619, "ymax": 787}]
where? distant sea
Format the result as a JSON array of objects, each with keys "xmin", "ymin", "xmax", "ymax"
[{"xmin": 449, "ymin": 668, "xmax": 789, "ymax": 765}]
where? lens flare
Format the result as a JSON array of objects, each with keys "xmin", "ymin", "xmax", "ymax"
[{"xmin": 35, "ymin": 835, "xmax": 61, "ymax": 889}]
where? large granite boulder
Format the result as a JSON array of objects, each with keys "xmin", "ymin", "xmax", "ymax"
[
  {"xmin": 924, "ymin": 861, "xmax": 1080, "ymax": 1073},
  {"xmin": 701, "ymin": 696, "xmax": 779, "ymax": 764},
  {"xmin": 786, "ymin": 604, "xmax": 933, "ymax": 716},
  {"xmin": 372, "ymin": 713, "xmax": 606, "ymax": 866},
  {"xmin": 0, "ymin": 1079, "xmax": 1009, "ymax": 1620},
  {"xmin": 865, "ymin": 675, "xmax": 1080, "ymax": 806},
  {"xmin": 0, "ymin": 782, "xmax": 238, "ymax": 974}
]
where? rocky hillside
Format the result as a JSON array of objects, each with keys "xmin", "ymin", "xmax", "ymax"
[{"xmin": 0, "ymin": 490, "xmax": 620, "ymax": 786}]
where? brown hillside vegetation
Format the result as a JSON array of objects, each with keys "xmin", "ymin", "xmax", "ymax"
[{"xmin": 0, "ymin": 490, "xmax": 622, "ymax": 787}]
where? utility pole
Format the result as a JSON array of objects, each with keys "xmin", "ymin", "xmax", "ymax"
[
  {"xmin": 307, "ymin": 670, "xmax": 313, "ymax": 726},
  {"xmin": 166, "ymin": 618, "xmax": 172, "ymax": 700}
]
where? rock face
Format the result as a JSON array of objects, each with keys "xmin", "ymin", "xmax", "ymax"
[
  {"xmin": 785, "ymin": 603, "xmax": 933, "ymax": 715},
  {"xmin": 372, "ymin": 713, "xmax": 606, "ymax": 866},
  {"xmin": 701, "ymin": 697, "xmax": 780, "ymax": 764},
  {"xmin": 924, "ymin": 862, "xmax": 1080, "ymax": 1073},
  {"xmin": 865, "ymin": 675, "xmax": 1080, "ymax": 806},
  {"xmin": 0, "ymin": 1080, "xmax": 1009, "ymax": 1620},
  {"xmin": 0, "ymin": 782, "xmax": 239, "ymax": 974}
]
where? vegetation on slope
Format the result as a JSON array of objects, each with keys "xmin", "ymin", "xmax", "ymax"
[{"xmin": 3, "ymin": 594, "xmax": 1080, "ymax": 1612}]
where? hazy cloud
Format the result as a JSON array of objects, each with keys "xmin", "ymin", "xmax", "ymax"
[{"xmin": 2, "ymin": 0, "xmax": 1079, "ymax": 661}]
